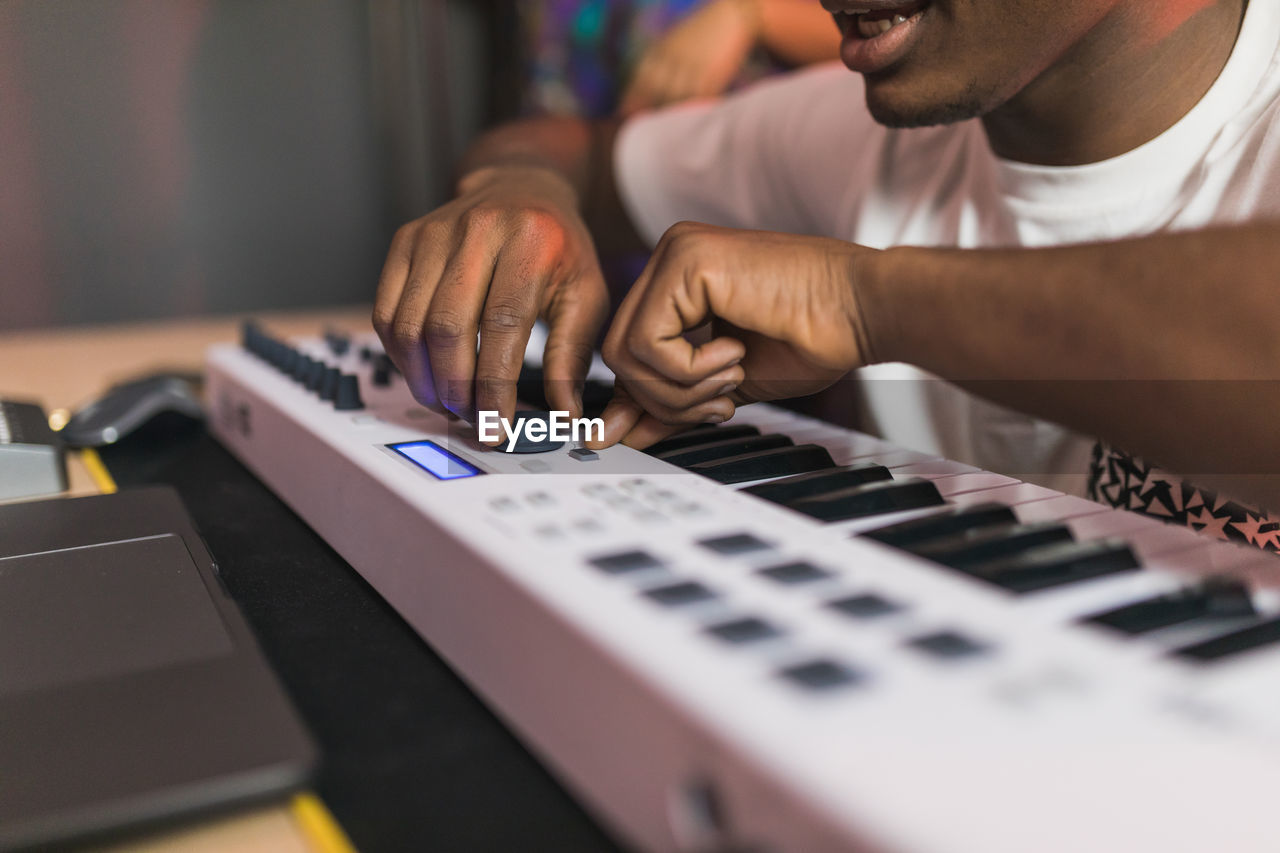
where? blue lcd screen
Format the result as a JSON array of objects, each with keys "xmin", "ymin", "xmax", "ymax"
[{"xmin": 388, "ymin": 440, "xmax": 484, "ymax": 480}]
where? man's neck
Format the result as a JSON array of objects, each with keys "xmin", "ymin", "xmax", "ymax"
[{"xmin": 982, "ymin": 0, "xmax": 1248, "ymax": 166}]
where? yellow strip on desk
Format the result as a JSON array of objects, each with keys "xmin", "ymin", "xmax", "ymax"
[
  {"xmin": 291, "ymin": 794, "xmax": 358, "ymax": 853},
  {"xmin": 80, "ymin": 448, "xmax": 118, "ymax": 494}
]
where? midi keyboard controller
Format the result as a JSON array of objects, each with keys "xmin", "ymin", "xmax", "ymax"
[{"xmin": 207, "ymin": 323, "xmax": 1280, "ymax": 853}]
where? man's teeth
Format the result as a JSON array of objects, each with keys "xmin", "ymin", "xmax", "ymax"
[
  {"xmin": 859, "ymin": 14, "xmax": 909, "ymax": 37},
  {"xmin": 835, "ymin": 8, "xmax": 917, "ymax": 38}
]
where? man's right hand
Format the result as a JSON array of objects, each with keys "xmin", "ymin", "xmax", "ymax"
[{"xmin": 373, "ymin": 165, "xmax": 610, "ymax": 429}]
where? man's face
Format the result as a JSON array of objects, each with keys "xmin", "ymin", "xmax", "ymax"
[{"xmin": 823, "ymin": 0, "xmax": 1126, "ymax": 127}]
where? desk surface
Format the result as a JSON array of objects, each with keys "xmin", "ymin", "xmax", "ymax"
[
  {"xmin": 0, "ymin": 307, "xmax": 619, "ymax": 853},
  {"xmin": 0, "ymin": 306, "xmax": 371, "ymax": 495}
]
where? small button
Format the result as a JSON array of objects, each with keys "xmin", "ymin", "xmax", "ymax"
[
  {"xmin": 698, "ymin": 533, "xmax": 773, "ymax": 555},
  {"xmin": 778, "ymin": 659, "xmax": 864, "ymax": 691},
  {"xmin": 572, "ymin": 517, "xmax": 604, "ymax": 534},
  {"xmin": 826, "ymin": 593, "xmax": 904, "ymax": 620},
  {"xmin": 619, "ymin": 478, "xmax": 651, "ymax": 492},
  {"xmin": 569, "ymin": 447, "xmax": 599, "ymax": 461},
  {"xmin": 533, "ymin": 524, "xmax": 563, "ymax": 540},
  {"xmin": 582, "ymin": 483, "xmax": 615, "ymax": 496},
  {"xmin": 520, "ymin": 460, "xmax": 551, "ymax": 473},
  {"xmin": 526, "ymin": 491, "xmax": 555, "ymax": 507},
  {"xmin": 758, "ymin": 561, "xmax": 832, "ymax": 585},
  {"xmin": 631, "ymin": 509, "xmax": 668, "ymax": 525},
  {"xmin": 706, "ymin": 616, "xmax": 783, "ymax": 644},
  {"xmin": 907, "ymin": 630, "xmax": 990, "ymax": 660},
  {"xmin": 587, "ymin": 550, "xmax": 662, "ymax": 574},
  {"xmin": 643, "ymin": 581, "xmax": 717, "ymax": 607},
  {"xmin": 489, "ymin": 497, "xmax": 519, "ymax": 513}
]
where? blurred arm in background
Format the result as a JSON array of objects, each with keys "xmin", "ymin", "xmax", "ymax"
[{"xmin": 618, "ymin": 0, "xmax": 840, "ymax": 114}]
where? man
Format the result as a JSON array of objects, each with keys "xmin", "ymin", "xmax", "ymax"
[{"xmin": 375, "ymin": 0, "xmax": 1280, "ymax": 540}]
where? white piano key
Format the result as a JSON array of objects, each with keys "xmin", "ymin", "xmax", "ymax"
[
  {"xmin": 838, "ymin": 506, "xmax": 952, "ymax": 536},
  {"xmin": 1066, "ymin": 510, "xmax": 1160, "ymax": 539},
  {"xmin": 793, "ymin": 433, "xmax": 902, "ymax": 466},
  {"xmin": 1125, "ymin": 524, "xmax": 1215, "ymax": 559},
  {"xmin": 931, "ymin": 472, "xmax": 1021, "ymax": 497},
  {"xmin": 855, "ymin": 448, "xmax": 940, "ymax": 468},
  {"xmin": 890, "ymin": 460, "xmax": 982, "ymax": 480},
  {"xmin": 951, "ymin": 482, "xmax": 1061, "ymax": 510},
  {"xmin": 1013, "ymin": 494, "xmax": 1111, "ymax": 523}
]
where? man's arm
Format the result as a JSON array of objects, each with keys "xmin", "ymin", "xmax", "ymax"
[
  {"xmin": 859, "ymin": 225, "xmax": 1280, "ymax": 506},
  {"xmin": 618, "ymin": 0, "xmax": 840, "ymax": 114},
  {"xmin": 372, "ymin": 115, "xmax": 642, "ymax": 428},
  {"xmin": 596, "ymin": 222, "xmax": 1280, "ymax": 510}
]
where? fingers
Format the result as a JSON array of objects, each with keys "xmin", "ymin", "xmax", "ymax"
[
  {"xmin": 374, "ymin": 223, "xmax": 446, "ymax": 409},
  {"xmin": 471, "ymin": 246, "xmax": 541, "ymax": 426},
  {"xmin": 617, "ymin": 358, "xmax": 744, "ymax": 424},
  {"xmin": 591, "ymin": 382, "xmax": 736, "ymax": 450},
  {"xmin": 423, "ymin": 232, "xmax": 498, "ymax": 416},
  {"xmin": 603, "ymin": 228, "xmax": 746, "ymax": 429},
  {"xmin": 542, "ymin": 276, "xmax": 608, "ymax": 418},
  {"xmin": 375, "ymin": 195, "xmax": 607, "ymax": 427},
  {"xmin": 589, "ymin": 385, "xmax": 644, "ymax": 449}
]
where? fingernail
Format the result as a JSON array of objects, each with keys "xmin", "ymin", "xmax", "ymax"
[
  {"xmin": 706, "ymin": 413, "xmax": 726, "ymax": 424},
  {"xmin": 717, "ymin": 383, "xmax": 737, "ymax": 397}
]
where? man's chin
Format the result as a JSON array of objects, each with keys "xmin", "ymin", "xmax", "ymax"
[{"xmin": 864, "ymin": 86, "xmax": 989, "ymax": 129}]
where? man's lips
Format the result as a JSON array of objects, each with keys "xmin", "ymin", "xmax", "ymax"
[{"xmin": 829, "ymin": 1, "xmax": 931, "ymax": 74}]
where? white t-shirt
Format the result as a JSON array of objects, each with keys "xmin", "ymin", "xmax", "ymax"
[{"xmin": 614, "ymin": 0, "xmax": 1280, "ymax": 491}]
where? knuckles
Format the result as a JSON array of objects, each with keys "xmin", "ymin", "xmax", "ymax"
[
  {"xmin": 474, "ymin": 375, "xmax": 514, "ymax": 405},
  {"xmin": 423, "ymin": 312, "xmax": 469, "ymax": 345},
  {"xmin": 480, "ymin": 300, "xmax": 527, "ymax": 335}
]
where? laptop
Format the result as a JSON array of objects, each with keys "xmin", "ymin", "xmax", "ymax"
[{"xmin": 0, "ymin": 486, "xmax": 315, "ymax": 851}]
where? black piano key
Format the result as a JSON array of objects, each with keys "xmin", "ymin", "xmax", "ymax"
[
  {"xmin": 1086, "ymin": 577, "xmax": 1256, "ymax": 636},
  {"xmin": 1175, "ymin": 617, "xmax": 1280, "ymax": 663},
  {"xmin": 740, "ymin": 463, "xmax": 893, "ymax": 505},
  {"xmin": 972, "ymin": 539, "xmax": 1140, "ymax": 593},
  {"xmin": 689, "ymin": 444, "xmax": 836, "ymax": 485},
  {"xmin": 790, "ymin": 478, "xmax": 944, "ymax": 522},
  {"xmin": 862, "ymin": 502, "xmax": 1019, "ymax": 548},
  {"xmin": 908, "ymin": 522, "xmax": 1074, "ymax": 568},
  {"xmin": 645, "ymin": 424, "xmax": 762, "ymax": 455},
  {"xmin": 656, "ymin": 433, "xmax": 792, "ymax": 467}
]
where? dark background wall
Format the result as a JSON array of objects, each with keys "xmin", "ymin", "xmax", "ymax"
[{"xmin": 0, "ymin": 0, "xmax": 500, "ymax": 331}]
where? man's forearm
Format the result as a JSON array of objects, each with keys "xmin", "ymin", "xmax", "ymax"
[
  {"xmin": 753, "ymin": 0, "xmax": 841, "ymax": 66},
  {"xmin": 859, "ymin": 224, "xmax": 1280, "ymax": 507},
  {"xmin": 456, "ymin": 117, "xmax": 643, "ymax": 255}
]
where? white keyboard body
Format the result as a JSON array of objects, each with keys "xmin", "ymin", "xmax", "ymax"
[{"xmin": 207, "ymin": 331, "xmax": 1280, "ymax": 853}]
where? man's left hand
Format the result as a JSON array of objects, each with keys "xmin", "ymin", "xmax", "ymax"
[{"xmin": 592, "ymin": 221, "xmax": 876, "ymax": 448}]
